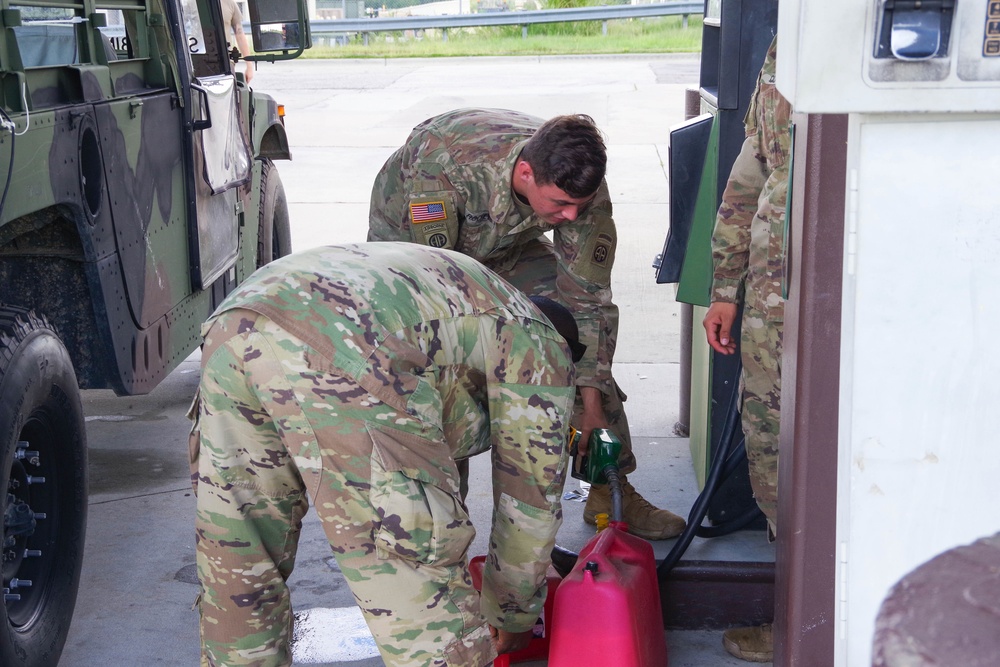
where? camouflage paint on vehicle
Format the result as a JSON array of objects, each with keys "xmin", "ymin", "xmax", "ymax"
[
  {"xmin": 0, "ymin": 0, "xmax": 293, "ymax": 396},
  {"xmin": 1, "ymin": 0, "xmax": 308, "ymax": 662}
]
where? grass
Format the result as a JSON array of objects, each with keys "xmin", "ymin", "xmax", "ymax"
[{"xmin": 300, "ymin": 15, "xmax": 702, "ymax": 58}]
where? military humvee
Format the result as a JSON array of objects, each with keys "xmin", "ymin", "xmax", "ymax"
[{"xmin": 0, "ymin": 0, "xmax": 310, "ymax": 662}]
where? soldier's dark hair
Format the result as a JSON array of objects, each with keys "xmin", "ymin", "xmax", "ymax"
[
  {"xmin": 520, "ymin": 115, "xmax": 607, "ymax": 199},
  {"xmin": 529, "ymin": 295, "xmax": 587, "ymax": 363}
]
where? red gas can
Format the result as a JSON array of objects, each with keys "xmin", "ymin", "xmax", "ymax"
[
  {"xmin": 469, "ymin": 555, "xmax": 562, "ymax": 666},
  {"xmin": 548, "ymin": 523, "xmax": 668, "ymax": 667}
]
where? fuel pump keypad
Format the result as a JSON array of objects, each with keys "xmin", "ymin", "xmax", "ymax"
[{"xmin": 986, "ymin": 2, "xmax": 1000, "ymax": 57}]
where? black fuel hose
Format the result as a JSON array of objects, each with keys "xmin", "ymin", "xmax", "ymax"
[
  {"xmin": 550, "ymin": 544, "xmax": 580, "ymax": 578},
  {"xmin": 604, "ymin": 465, "xmax": 624, "ymax": 523},
  {"xmin": 693, "ymin": 434, "xmax": 764, "ymax": 538},
  {"xmin": 549, "ymin": 465, "xmax": 622, "ymax": 576},
  {"xmin": 657, "ymin": 360, "xmax": 763, "ymax": 578}
]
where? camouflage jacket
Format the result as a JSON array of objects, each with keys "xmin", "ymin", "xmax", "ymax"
[
  {"xmin": 711, "ymin": 36, "xmax": 792, "ymax": 322},
  {"xmin": 204, "ymin": 242, "xmax": 576, "ymax": 632},
  {"xmin": 368, "ymin": 108, "xmax": 618, "ymax": 394}
]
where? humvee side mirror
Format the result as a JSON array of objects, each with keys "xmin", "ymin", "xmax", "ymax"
[{"xmin": 245, "ymin": 0, "xmax": 312, "ymax": 60}]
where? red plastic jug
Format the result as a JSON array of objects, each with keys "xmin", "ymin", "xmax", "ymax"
[
  {"xmin": 548, "ymin": 523, "xmax": 668, "ymax": 667},
  {"xmin": 469, "ymin": 555, "xmax": 562, "ymax": 666}
]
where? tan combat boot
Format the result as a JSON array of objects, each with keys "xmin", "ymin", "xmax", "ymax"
[
  {"xmin": 583, "ymin": 477, "xmax": 686, "ymax": 540},
  {"xmin": 722, "ymin": 624, "xmax": 773, "ymax": 662}
]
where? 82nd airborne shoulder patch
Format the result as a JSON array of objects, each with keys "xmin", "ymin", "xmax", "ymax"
[
  {"xmin": 591, "ymin": 232, "xmax": 613, "ymax": 267},
  {"xmin": 409, "ymin": 199, "xmax": 454, "ymax": 249}
]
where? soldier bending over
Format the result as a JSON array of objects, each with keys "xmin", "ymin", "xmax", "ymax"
[{"xmin": 191, "ymin": 242, "xmax": 583, "ymax": 667}]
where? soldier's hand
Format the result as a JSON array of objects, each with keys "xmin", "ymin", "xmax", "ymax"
[
  {"xmin": 489, "ymin": 625, "xmax": 534, "ymax": 655},
  {"xmin": 576, "ymin": 387, "xmax": 609, "ymax": 454},
  {"xmin": 703, "ymin": 302, "xmax": 738, "ymax": 355}
]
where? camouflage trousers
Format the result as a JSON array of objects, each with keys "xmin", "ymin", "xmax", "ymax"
[
  {"xmin": 496, "ymin": 237, "xmax": 636, "ymax": 475},
  {"xmin": 739, "ymin": 307, "xmax": 783, "ymax": 535},
  {"xmin": 192, "ymin": 310, "xmax": 494, "ymax": 667}
]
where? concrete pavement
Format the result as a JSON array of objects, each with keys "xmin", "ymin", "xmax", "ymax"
[{"xmin": 60, "ymin": 55, "xmax": 773, "ymax": 666}]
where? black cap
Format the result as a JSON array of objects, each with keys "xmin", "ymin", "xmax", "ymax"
[{"xmin": 529, "ymin": 295, "xmax": 587, "ymax": 363}]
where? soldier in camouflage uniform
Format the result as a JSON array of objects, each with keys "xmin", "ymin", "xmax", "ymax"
[
  {"xmin": 191, "ymin": 242, "xmax": 581, "ymax": 667},
  {"xmin": 368, "ymin": 108, "xmax": 685, "ymax": 540},
  {"xmin": 702, "ymin": 36, "xmax": 790, "ymax": 663}
]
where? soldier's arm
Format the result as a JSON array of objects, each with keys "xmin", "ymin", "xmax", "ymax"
[
  {"xmin": 368, "ymin": 138, "xmax": 462, "ymax": 249},
  {"xmin": 233, "ymin": 33, "xmax": 254, "ymax": 82},
  {"xmin": 368, "ymin": 149, "xmax": 416, "ymax": 243},
  {"xmin": 480, "ymin": 319, "xmax": 575, "ymax": 633},
  {"xmin": 551, "ymin": 183, "xmax": 616, "ymax": 396},
  {"xmin": 229, "ymin": 4, "xmax": 254, "ymax": 82},
  {"xmin": 710, "ymin": 133, "xmax": 768, "ymax": 304}
]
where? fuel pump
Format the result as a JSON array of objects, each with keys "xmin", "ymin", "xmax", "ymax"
[{"xmin": 774, "ymin": 1, "xmax": 1000, "ymax": 664}]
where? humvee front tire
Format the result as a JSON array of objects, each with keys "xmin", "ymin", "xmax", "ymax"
[
  {"xmin": 0, "ymin": 307, "xmax": 87, "ymax": 667},
  {"xmin": 257, "ymin": 158, "xmax": 292, "ymax": 268}
]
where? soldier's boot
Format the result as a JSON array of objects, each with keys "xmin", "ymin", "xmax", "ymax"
[
  {"xmin": 583, "ymin": 477, "xmax": 686, "ymax": 540},
  {"xmin": 722, "ymin": 624, "xmax": 773, "ymax": 663}
]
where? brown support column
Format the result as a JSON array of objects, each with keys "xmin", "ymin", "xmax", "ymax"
[{"xmin": 774, "ymin": 113, "xmax": 848, "ymax": 666}]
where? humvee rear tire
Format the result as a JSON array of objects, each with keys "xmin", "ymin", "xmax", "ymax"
[
  {"xmin": 0, "ymin": 307, "xmax": 87, "ymax": 667},
  {"xmin": 257, "ymin": 158, "xmax": 292, "ymax": 268}
]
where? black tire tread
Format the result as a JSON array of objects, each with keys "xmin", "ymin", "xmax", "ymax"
[
  {"xmin": 256, "ymin": 158, "xmax": 292, "ymax": 268},
  {"xmin": 1, "ymin": 303, "xmax": 86, "ymax": 667},
  {"xmin": 0, "ymin": 306, "xmax": 54, "ymax": 370}
]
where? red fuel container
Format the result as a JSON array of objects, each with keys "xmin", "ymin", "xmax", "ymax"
[
  {"xmin": 469, "ymin": 555, "xmax": 561, "ymax": 666},
  {"xmin": 548, "ymin": 523, "xmax": 668, "ymax": 667}
]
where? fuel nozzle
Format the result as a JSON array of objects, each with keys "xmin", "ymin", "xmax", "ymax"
[{"xmin": 569, "ymin": 428, "xmax": 624, "ymax": 523}]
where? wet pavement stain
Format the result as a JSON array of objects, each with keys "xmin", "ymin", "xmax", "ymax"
[
  {"xmin": 87, "ymin": 447, "xmax": 189, "ymax": 495},
  {"xmin": 86, "ymin": 410, "xmax": 169, "ymax": 423}
]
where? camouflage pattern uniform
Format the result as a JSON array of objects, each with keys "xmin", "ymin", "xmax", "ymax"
[
  {"xmin": 191, "ymin": 243, "xmax": 576, "ymax": 667},
  {"xmin": 368, "ymin": 108, "xmax": 636, "ymax": 474},
  {"xmin": 710, "ymin": 37, "xmax": 790, "ymax": 533}
]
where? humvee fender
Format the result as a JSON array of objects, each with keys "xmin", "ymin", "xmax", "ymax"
[{"xmin": 0, "ymin": 0, "xmax": 311, "ymax": 662}]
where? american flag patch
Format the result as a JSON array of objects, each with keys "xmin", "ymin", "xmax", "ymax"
[{"xmin": 410, "ymin": 201, "xmax": 447, "ymax": 223}]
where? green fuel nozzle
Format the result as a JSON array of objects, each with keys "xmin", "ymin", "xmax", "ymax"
[
  {"xmin": 569, "ymin": 428, "xmax": 625, "ymax": 523},
  {"xmin": 569, "ymin": 427, "xmax": 622, "ymax": 484}
]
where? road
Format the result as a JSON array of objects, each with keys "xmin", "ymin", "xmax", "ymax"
[{"xmin": 60, "ymin": 54, "xmax": 773, "ymax": 666}]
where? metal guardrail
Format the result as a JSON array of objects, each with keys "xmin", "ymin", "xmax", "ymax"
[{"xmin": 304, "ymin": 1, "xmax": 703, "ymax": 45}]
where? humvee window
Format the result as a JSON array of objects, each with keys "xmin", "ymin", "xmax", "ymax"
[
  {"xmin": 190, "ymin": 0, "xmax": 229, "ymax": 78},
  {"xmin": 96, "ymin": 10, "xmax": 129, "ymax": 60},
  {"xmin": 11, "ymin": 6, "xmax": 79, "ymax": 68},
  {"xmin": 181, "ymin": 0, "xmax": 207, "ymax": 54}
]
